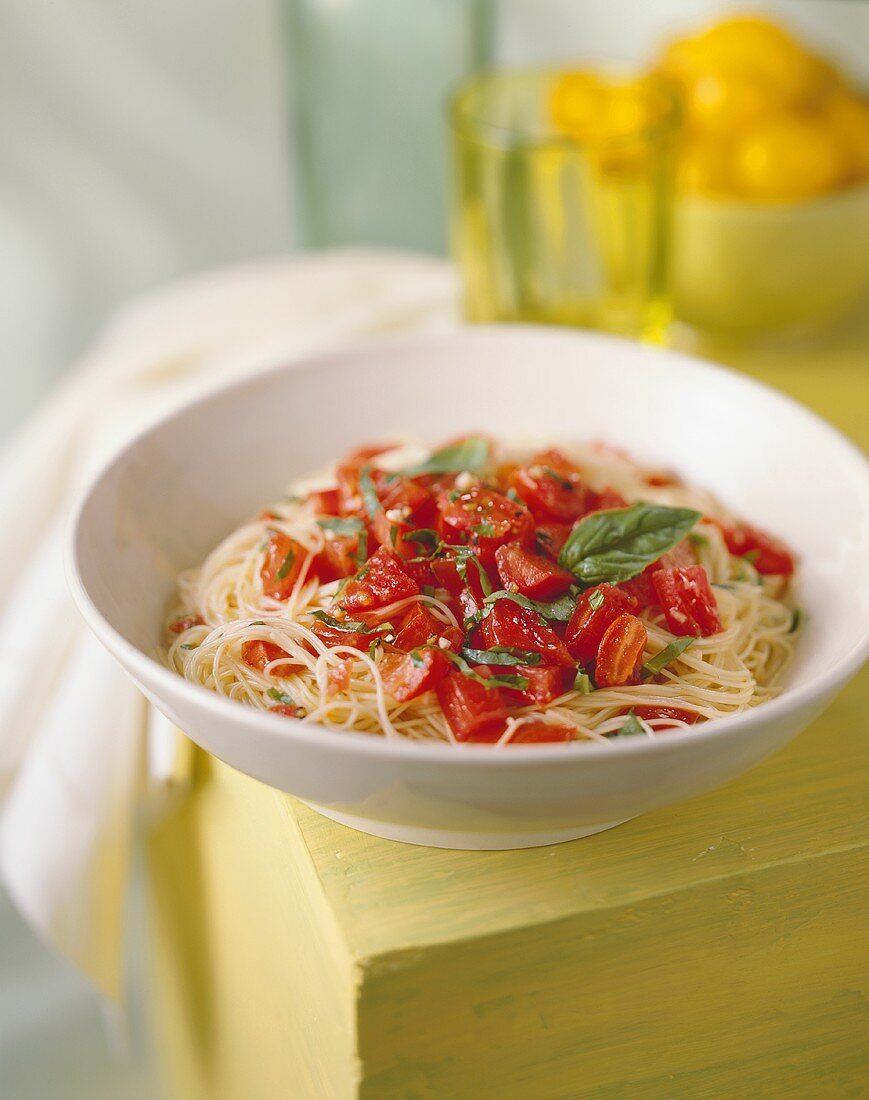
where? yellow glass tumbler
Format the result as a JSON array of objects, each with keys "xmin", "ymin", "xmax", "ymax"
[{"xmin": 450, "ymin": 68, "xmax": 680, "ymax": 342}]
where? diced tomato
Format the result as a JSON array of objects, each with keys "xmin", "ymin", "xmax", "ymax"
[
  {"xmin": 341, "ymin": 547, "xmax": 420, "ymax": 612},
  {"xmin": 617, "ymin": 571, "xmax": 659, "ymax": 610},
  {"xmin": 622, "ymin": 705, "xmax": 699, "ymax": 729},
  {"xmin": 169, "ymin": 614, "xmax": 204, "ymax": 633},
  {"xmin": 652, "ymin": 565, "xmax": 722, "ymax": 637},
  {"xmin": 305, "ymin": 488, "xmax": 341, "ymax": 516},
  {"xmin": 327, "ymin": 659, "xmax": 354, "ymax": 697},
  {"xmin": 565, "ymin": 584, "xmax": 639, "ymax": 665},
  {"xmin": 335, "ymin": 443, "xmax": 395, "ymax": 513},
  {"xmin": 270, "ymin": 704, "xmax": 300, "ymax": 718},
  {"xmin": 381, "ymin": 477, "xmax": 435, "ymax": 524},
  {"xmin": 534, "ymin": 522, "xmax": 573, "ymax": 560},
  {"xmin": 502, "ymin": 664, "xmax": 571, "ymax": 707},
  {"xmin": 480, "ymin": 600, "xmax": 574, "ymax": 669},
  {"xmin": 241, "ymin": 639, "xmax": 300, "ymax": 676},
  {"xmin": 261, "ymin": 532, "xmax": 307, "ymax": 600},
  {"xmin": 615, "ymin": 540, "xmax": 695, "ymax": 610},
  {"xmin": 508, "ymin": 449, "xmax": 590, "ymax": 522},
  {"xmin": 589, "ymin": 487, "xmax": 628, "ymax": 512},
  {"xmin": 653, "ymin": 568, "xmax": 720, "ymax": 639},
  {"xmin": 311, "ymin": 535, "xmax": 359, "ymax": 584},
  {"xmin": 594, "ymin": 613, "xmax": 648, "ymax": 688},
  {"xmin": 645, "ymin": 471, "xmax": 680, "ymax": 487},
  {"xmin": 716, "ymin": 521, "xmax": 795, "ymax": 575},
  {"xmin": 510, "ymin": 721, "xmax": 575, "ymax": 744},
  {"xmin": 259, "ymin": 509, "xmax": 283, "ymax": 522},
  {"xmin": 658, "ymin": 538, "xmax": 696, "ymax": 571},
  {"xmin": 436, "ymin": 486, "xmax": 534, "ymax": 569},
  {"xmin": 495, "ymin": 541, "xmax": 574, "ymax": 601},
  {"xmin": 393, "ymin": 604, "xmax": 461, "ymax": 652},
  {"xmin": 435, "ymin": 671, "xmax": 509, "ymax": 743},
  {"xmin": 311, "ymin": 621, "xmax": 370, "ymax": 651},
  {"xmin": 380, "ymin": 647, "xmax": 451, "ymax": 702}
]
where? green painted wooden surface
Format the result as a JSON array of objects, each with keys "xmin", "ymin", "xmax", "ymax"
[{"xmin": 147, "ymin": 305, "xmax": 869, "ymax": 1099}]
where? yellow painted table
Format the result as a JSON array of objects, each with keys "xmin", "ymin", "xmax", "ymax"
[{"xmin": 146, "ymin": 311, "xmax": 869, "ymax": 1100}]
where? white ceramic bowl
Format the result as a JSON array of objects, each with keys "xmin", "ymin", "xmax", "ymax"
[{"xmin": 68, "ymin": 327, "xmax": 869, "ymax": 849}]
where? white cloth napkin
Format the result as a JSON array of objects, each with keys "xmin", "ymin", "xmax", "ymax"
[{"xmin": 0, "ymin": 249, "xmax": 458, "ymax": 998}]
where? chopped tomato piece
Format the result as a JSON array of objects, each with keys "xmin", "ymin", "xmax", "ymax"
[
  {"xmin": 502, "ymin": 665, "xmax": 571, "ymax": 707},
  {"xmin": 436, "ymin": 486, "xmax": 534, "ymax": 569},
  {"xmin": 595, "ymin": 613, "xmax": 648, "ymax": 688},
  {"xmin": 381, "ymin": 477, "xmax": 436, "ymax": 523},
  {"xmin": 435, "ymin": 671, "xmax": 509, "ymax": 743},
  {"xmin": 617, "ymin": 570, "xmax": 659, "ymax": 610},
  {"xmin": 169, "ymin": 614, "xmax": 204, "ymax": 633},
  {"xmin": 305, "ymin": 488, "xmax": 341, "ymax": 516},
  {"xmin": 241, "ymin": 639, "xmax": 300, "ymax": 676},
  {"xmin": 311, "ymin": 621, "xmax": 370, "ymax": 651},
  {"xmin": 534, "ymin": 522, "xmax": 573, "ymax": 560},
  {"xmin": 393, "ymin": 604, "xmax": 461, "ymax": 652},
  {"xmin": 589, "ymin": 486, "xmax": 629, "ymax": 512},
  {"xmin": 341, "ymin": 547, "xmax": 420, "ymax": 612},
  {"xmin": 652, "ymin": 565, "xmax": 722, "ymax": 637},
  {"xmin": 717, "ymin": 521, "xmax": 795, "ymax": 575},
  {"xmin": 335, "ymin": 443, "xmax": 395, "ymax": 513},
  {"xmin": 658, "ymin": 538, "xmax": 696, "ymax": 571},
  {"xmin": 622, "ymin": 705, "xmax": 699, "ymax": 729},
  {"xmin": 510, "ymin": 721, "xmax": 575, "ymax": 743},
  {"xmin": 495, "ymin": 541, "xmax": 574, "ymax": 601},
  {"xmin": 645, "ymin": 471, "xmax": 680, "ymax": 487},
  {"xmin": 311, "ymin": 535, "xmax": 359, "ymax": 584},
  {"xmin": 508, "ymin": 449, "xmax": 590, "ymax": 522},
  {"xmin": 261, "ymin": 532, "xmax": 307, "ymax": 600},
  {"xmin": 270, "ymin": 704, "xmax": 300, "ymax": 718},
  {"xmin": 480, "ymin": 600, "xmax": 574, "ymax": 669},
  {"xmin": 327, "ymin": 659, "xmax": 354, "ymax": 697},
  {"xmin": 565, "ymin": 584, "xmax": 639, "ymax": 665},
  {"xmin": 380, "ymin": 647, "xmax": 451, "ymax": 702}
]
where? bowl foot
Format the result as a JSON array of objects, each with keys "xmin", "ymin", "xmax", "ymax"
[{"xmin": 302, "ymin": 804, "xmax": 632, "ymax": 850}]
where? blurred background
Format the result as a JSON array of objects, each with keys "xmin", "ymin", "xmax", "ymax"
[{"xmin": 1, "ymin": 1, "xmax": 867, "ymax": 1096}]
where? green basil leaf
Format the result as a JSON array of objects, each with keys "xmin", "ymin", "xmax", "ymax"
[
  {"xmin": 267, "ymin": 688, "xmax": 296, "ymax": 706},
  {"xmin": 358, "ymin": 465, "xmax": 381, "ymax": 520},
  {"xmin": 611, "ymin": 709, "xmax": 645, "ymax": 738},
  {"xmin": 317, "ymin": 516, "xmax": 364, "ymax": 537},
  {"xmin": 643, "ymin": 637, "xmax": 694, "ymax": 676},
  {"xmin": 472, "ymin": 521, "xmax": 496, "ymax": 538},
  {"xmin": 275, "ymin": 546, "xmax": 296, "ymax": 580},
  {"xmin": 588, "ymin": 587, "xmax": 605, "ymax": 611},
  {"xmin": 451, "ymin": 546, "xmax": 494, "ymax": 597},
  {"xmin": 443, "ymin": 650, "xmax": 529, "ymax": 690},
  {"xmin": 409, "ymin": 649, "xmax": 426, "ymax": 668},
  {"xmin": 405, "ymin": 528, "xmax": 439, "ymax": 551},
  {"xmin": 354, "ymin": 528, "xmax": 369, "ymax": 566},
  {"xmin": 310, "ymin": 610, "xmax": 386, "ymax": 634},
  {"xmin": 558, "ymin": 503, "xmax": 701, "ymax": 585},
  {"xmin": 401, "ymin": 436, "xmax": 489, "ymax": 477},
  {"xmin": 573, "ymin": 670, "xmax": 593, "ymax": 694},
  {"xmin": 482, "ymin": 590, "xmax": 575, "ymax": 623},
  {"xmin": 790, "ymin": 607, "xmax": 803, "ymax": 634},
  {"xmin": 460, "ymin": 646, "xmax": 543, "ymax": 667}
]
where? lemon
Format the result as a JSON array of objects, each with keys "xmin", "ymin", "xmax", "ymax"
[
  {"xmin": 733, "ymin": 114, "xmax": 850, "ymax": 202},
  {"xmin": 677, "ymin": 139, "xmax": 731, "ymax": 196},
  {"xmin": 824, "ymin": 92, "xmax": 869, "ymax": 179},
  {"xmin": 683, "ymin": 69, "xmax": 773, "ymax": 135}
]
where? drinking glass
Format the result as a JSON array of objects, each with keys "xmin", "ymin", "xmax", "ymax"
[{"xmin": 450, "ymin": 68, "xmax": 680, "ymax": 341}]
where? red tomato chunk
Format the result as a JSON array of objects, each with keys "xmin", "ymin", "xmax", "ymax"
[
  {"xmin": 380, "ymin": 647, "xmax": 451, "ymax": 702},
  {"xmin": 495, "ymin": 541, "xmax": 574, "ymax": 601},
  {"xmin": 436, "ymin": 487, "xmax": 534, "ymax": 568},
  {"xmin": 718, "ymin": 522, "xmax": 795, "ymax": 575},
  {"xmin": 502, "ymin": 665, "xmax": 571, "ymax": 708},
  {"xmin": 624, "ymin": 705, "xmax": 699, "ymax": 728},
  {"xmin": 594, "ymin": 613, "xmax": 648, "ymax": 688},
  {"xmin": 341, "ymin": 547, "xmax": 420, "ymax": 612},
  {"xmin": 481, "ymin": 600, "xmax": 574, "ymax": 669},
  {"xmin": 393, "ymin": 604, "xmax": 461, "ymax": 652},
  {"xmin": 652, "ymin": 565, "xmax": 722, "ymax": 637},
  {"xmin": 508, "ymin": 449, "xmax": 590, "ymax": 522},
  {"xmin": 241, "ymin": 639, "xmax": 300, "ymax": 676},
  {"xmin": 565, "ymin": 584, "xmax": 638, "ymax": 665},
  {"xmin": 510, "ymin": 721, "xmax": 575, "ymax": 744},
  {"xmin": 435, "ymin": 672, "xmax": 509, "ymax": 743},
  {"xmin": 261, "ymin": 532, "xmax": 307, "ymax": 600}
]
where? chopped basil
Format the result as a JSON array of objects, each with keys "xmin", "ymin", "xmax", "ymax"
[
  {"xmin": 472, "ymin": 521, "xmax": 496, "ymax": 539},
  {"xmin": 358, "ymin": 465, "xmax": 381, "ymax": 520},
  {"xmin": 542, "ymin": 466, "xmax": 573, "ymax": 490},
  {"xmin": 643, "ymin": 637, "xmax": 695, "ymax": 676},
  {"xmin": 180, "ymin": 643, "xmax": 196, "ymax": 650},
  {"xmin": 482, "ymin": 590, "xmax": 575, "ymax": 623},
  {"xmin": 450, "ymin": 545, "xmax": 494, "ymax": 597},
  {"xmin": 409, "ymin": 650, "xmax": 426, "ymax": 668},
  {"xmin": 401, "ymin": 436, "xmax": 489, "ymax": 477},
  {"xmin": 742, "ymin": 549, "xmax": 760, "ymax": 564},
  {"xmin": 389, "ymin": 524, "xmax": 399, "ymax": 548},
  {"xmin": 460, "ymin": 646, "xmax": 543, "ymax": 667},
  {"xmin": 443, "ymin": 649, "xmax": 529, "ymax": 690},
  {"xmin": 354, "ymin": 528, "xmax": 369, "ymax": 566},
  {"xmin": 405, "ymin": 528, "xmax": 439, "ymax": 551},
  {"xmin": 688, "ymin": 531, "xmax": 708, "ymax": 548},
  {"xmin": 250, "ymin": 620, "xmax": 266, "ymax": 626},
  {"xmin": 558, "ymin": 503, "xmax": 701, "ymax": 586},
  {"xmin": 275, "ymin": 546, "xmax": 296, "ymax": 581},
  {"xmin": 317, "ymin": 516, "xmax": 364, "ymax": 537},
  {"xmin": 505, "ymin": 487, "xmax": 520, "ymax": 503},
  {"xmin": 588, "ymin": 587, "xmax": 605, "ymax": 611},
  {"xmin": 368, "ymin": 637, "xmax": 381, "ymax": 659},
  {"xmin": 790, "ymin": 607, "xmax": 803, "ymax": 633},
  {"xmin": 267, "ymin": 688, "xmax": 296, "ymax": 706},
  {"xmin": 310, "ymin": 610, "xmax": 387, "ymax": 634},
  {"xmin": 611, "ymin": 709, "xmax": 645, "ymax": 738},
  {"xmin": 573, "ymin": 668, "xmax": 593, "ymax": 693}
]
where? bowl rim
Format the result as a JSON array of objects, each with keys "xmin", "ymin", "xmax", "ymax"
[{"xmin": 66, "ymin": 324, "xmax": 869, "ymax": 766}]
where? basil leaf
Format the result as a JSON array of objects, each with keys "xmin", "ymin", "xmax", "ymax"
[
  {"xmin": 451, "ymin": 546, "xmax": 494, "ymax": 597},
  {"xmin": 558, "ymin": 504, "xmax": 701, "ymax": 586},
  {"xmin": 401, "ymin": 436, "xmax": 489, "ymax": 477},
  {"xmin": 409, "ymin": 649, "xmax": 426, "ymax": 668},
  {"xmin": 317, "ymin": 516, "xmax": 364, "ymax": 537},
  {"xmin": 483, "ymin": 590, "xmax": 575, "ymax": 623},
  {"xmin": 358, "ymin": 465, "xmax": 381, "ymax": 520},
  {"xmin": 472, "ymin": 521, "xmax": 496, "ymax": 538},
  {"xmin": 389, "ymin": 524, "xmax": 399, "ymax": 548},
  {"xmin": 267, "ymin": 688, "xmax": 296, "ymax": 706},
  {"xmin": 310, "ymin": 610, "xmax": 386, "ymax": 634},
  {"xmin": 275, "ymin": 546, "xmax": 296, "ymax": 580},
  {"xmin": 443, "ymin": 650, "xmax": 529, "ymax": 690},
  {"xmin": 461, "ymin": 646, "xmax": 543, "ymax": 667},
  {"xmin": 573, "ymin": 670, "xmax": 593, "ymax": 694},
  {"xmin": 405, "ymin": 528, "xmax": 439, "ymax": 551},
  {"xmin": 354, "ymin": 528, "xmax": 368, "ymax": 566},
  {"xmin": 643, "ymin": 637, "xmax": 694, "ymax": 676},
  {"xmin": 611, "ymin": 709, "xmax": 645, "ymax": 738},
  {"xmin": 588, "ymin": 588, "xmax": 605, "ymax": 611},
  {"xmin": 790, "ymin": 607, "xmax": 803, "ymax": 634}
]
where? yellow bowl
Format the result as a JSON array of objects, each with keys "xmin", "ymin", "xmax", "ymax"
[{"xmin": 672, "ymin": 182, "xmax": 869, "ymax": 336}]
